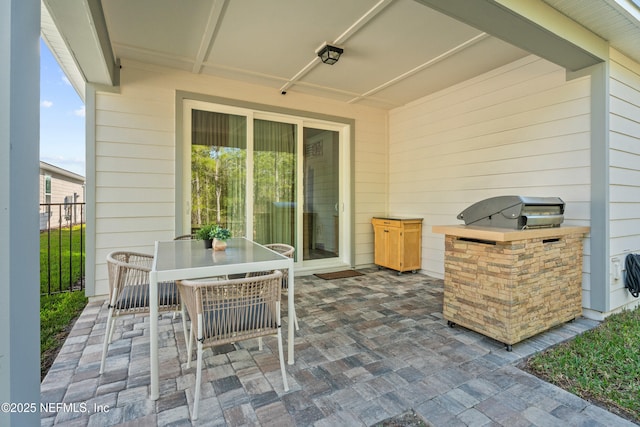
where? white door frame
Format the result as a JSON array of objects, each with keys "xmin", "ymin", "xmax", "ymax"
[{"xmin": 181, "ymin": 99, "xmax": 352, "ymax": 271}]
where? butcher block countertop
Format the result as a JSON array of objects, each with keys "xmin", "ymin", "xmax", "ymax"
[{"xmin": 432, "ymin": 225, "xmax": 590, "ymax": 242}]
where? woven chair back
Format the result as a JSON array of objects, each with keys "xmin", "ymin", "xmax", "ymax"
[
  {"xmin": 178, "ymin": 270, "xmax": 283, "ymax": 347},
  {"xmin": 106, "ymin": 251, "xmax": 180, "ymax": 315}
]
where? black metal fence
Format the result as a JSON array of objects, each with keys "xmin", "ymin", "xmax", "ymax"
[{"xmin": 40, "ymin": 202, "xmax": 85, "ymax": 295}]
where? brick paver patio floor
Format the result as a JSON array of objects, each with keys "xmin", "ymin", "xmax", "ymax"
[{"xmin": 41, "ymin": 268, "xmax": 635, "ymax": 426}]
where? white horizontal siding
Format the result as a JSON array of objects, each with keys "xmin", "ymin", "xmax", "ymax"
[
  {"xmin": 92, "ymin": 65, "xmax": 178, "ymax": 295},
  {"xmin": 610, "ymin": 202, "xmax": 640, "ymax": 220},
  {"xmin": 92, "ymin": 60, "xmax": 387, "ymax": 295},
  {"xmin": 96, "ymin": 171, "xmax": 174, "ymax": 188},
  {"xmin": 389, "ymin": 56, "xmax": 591, "ymax": 301},
  {"xmin": 353, "ymin": 113, "xmax": 388, "ymax": 266},
  {"xmin": 609, "ymin": 49, "xmax": 640, "ymax": 312}
]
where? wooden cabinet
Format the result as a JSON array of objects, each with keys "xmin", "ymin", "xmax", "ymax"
[{"xmin": 372, "ymin": 217, "xmax": 423, "ymax": 274}]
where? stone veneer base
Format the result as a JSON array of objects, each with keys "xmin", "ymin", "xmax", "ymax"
[{"xmin": 439, "ymin": 227, "xmax": 588, "ymax": 346}]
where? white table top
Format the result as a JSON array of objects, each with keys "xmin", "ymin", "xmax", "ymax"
[{"xmin": 153, "ymin": 237, "xmax": 289, "ymax": 279}]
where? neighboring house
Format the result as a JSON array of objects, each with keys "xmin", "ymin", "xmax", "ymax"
[
  {"xmin": 39, "ymin": 161, "xmax": 85, "ymax": 230},
  {"xmin": 36, "ymin": 0, "xmax": 640, "ymax": 322}
]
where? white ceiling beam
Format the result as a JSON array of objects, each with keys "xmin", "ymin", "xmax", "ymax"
[
  {"xmin": 347, "ymin": 33, "xmax": 490, "ymax": 104},
  {"xmin": 192, "ymin": 0, "xmax": 228, "ymax": 74},
  {"xmin": 279, "ymin": 58, "xmax": 322, "ymax": 94},
  {"xmin": 279, "ymin": 0, "xmax": 394, "ymax": 94},
  {"xmin": 334, "ymin": 0, "xmax": 395, "ymax": 44},
  {"xmin": 414, "ymin": 0, "xmax": 604, "ymax": 71},
  {"xmin": 43, "ymin": 0, "xmax": 117, "ymax": 86}
]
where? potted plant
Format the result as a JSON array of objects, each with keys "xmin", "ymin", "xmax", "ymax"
[
  {"xmin": 210, "ymin": 225, "xmax": 231, "ymax": 250},
  {"xmin": 195, "ymin": 224, "xmax": 216, "ymax": 249},
  {"xmin": 195, "ymin": 224, "xmax": 231, "ymax": 250}
]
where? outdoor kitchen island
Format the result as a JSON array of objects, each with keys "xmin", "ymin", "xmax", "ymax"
[{"xmin": 432, "ymin": 224, "xmax": 590, "ymax": 350}]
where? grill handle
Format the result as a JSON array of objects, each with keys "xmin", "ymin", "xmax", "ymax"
[{"xmin": 522, "ymin": 214, "xmax": 564, "ymax": 228}]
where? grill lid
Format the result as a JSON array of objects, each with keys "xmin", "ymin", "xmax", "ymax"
[{"xmin": 457, "ymin": 196, "xmax": 564, "ymax": 229}]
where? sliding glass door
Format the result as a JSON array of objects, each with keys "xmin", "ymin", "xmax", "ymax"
[
  {"xmin": 182, "ymin": 100, "xmax": 349, "ymax": 269},
  {"xmin": 302, "ymin": 127, "xmax": 340, "ymax": 260}
]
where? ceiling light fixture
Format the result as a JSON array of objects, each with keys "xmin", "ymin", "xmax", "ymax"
[{"xmin": 317, "ymin": 43, "xmax": 343, "ymax": 65}]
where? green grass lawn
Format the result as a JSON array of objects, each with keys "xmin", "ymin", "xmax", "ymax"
[
  {"xmin": 40, "ymin": 291, "xmax": 87, "ymax": 379},
  {"xmin": 40, "ymin": 224, "xmax": 85, "ymax": 294},
  {"xmin": 523, "ymin": 307, "xmax": 640, "ymax": 423},
  {"xmin": 40, "ymin": 225, "xmax": 87, "ymax": 379}
]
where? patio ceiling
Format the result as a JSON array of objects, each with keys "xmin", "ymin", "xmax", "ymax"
[{"xmin": 41, "ymin": 0, "xmax": 640, "ymax": 109}]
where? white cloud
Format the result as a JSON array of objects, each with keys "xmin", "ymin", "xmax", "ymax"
[
  {"xmin": 74, "ymin": 106, "xmax": 85, "ymax": 117},
  {"xmin": 41, "ymin": 100, "xmax": 53, "ymax": 108},
  {"xmin": 62, "ymin": 75, "xmax": 71, "ymax": 86}
]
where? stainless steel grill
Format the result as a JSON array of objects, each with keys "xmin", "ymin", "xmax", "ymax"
[{"xmin": 457, "ymin": 196, "xmax": 564, "ymax": 229}]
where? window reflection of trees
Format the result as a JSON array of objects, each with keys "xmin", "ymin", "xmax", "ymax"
[{"xmin": 190, "ymin": 111, "xmax": 297, "ymax": 245}]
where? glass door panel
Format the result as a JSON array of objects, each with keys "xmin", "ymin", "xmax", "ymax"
[
  {"xmin": 253, "ymin": 119, "xmax": 297, "ymax": 246},
  {"xmin": 190, "ymin": 109, "xmax": 246, "ymax": 237},
  {"xmin": 303, "ymin": 128, "xmax": 339, "ymax": 260}
]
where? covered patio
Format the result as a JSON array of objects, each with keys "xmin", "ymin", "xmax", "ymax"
[
  {"xmin": 3, "ymin": 1, "xmax": 640, "ymax": 424},
  {"xmin": 41, "ymin": 269, "xmax": 631, "ymax": 426}
]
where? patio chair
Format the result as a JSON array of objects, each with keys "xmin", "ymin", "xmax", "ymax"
[
  {"xmin": 174, "ymin": 234, "xmax": 195, "ymax": 240},
  {"xmin": 247, "ymin": 243, "xmax": 299, "ymax": 330},
  {"xmin": 100, "ymin": 251, "xmax": 187, "ymax": 374},
  {"xmin": 177, "ymin": 271, "xmax": 289, "ymax": 421}
]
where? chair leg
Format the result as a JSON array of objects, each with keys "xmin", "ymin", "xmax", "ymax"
[
  {"xmin": 192, "ymin": 340, "xmax": 203, "ymax": 421},
  {"xmin": 192, "ymin": 314, "xmax": 204, "ymax": 421},
  {"xmin": 100, "ymin": 306, "xmax": 115, "ymax": 374},
  {"xmin": 276, "ymin": 304, "xmax": 289, "ymax": 391},
  {"xmin": 258, "ymin": 337, "xmax": 263, "ymax": 351},
  {"xmin": 181, "ymin": 305, "xmax": 188, "ymax": 349},
  {"xmin": 284, "ymin": 290, "xmax": 300, "ymax": 331},
  {"xmin": 107, "ymin": 311, "xmax": 117, "ymax": 344},
  {"xmin": 186, "ymin": 320, "xmax": 194, "ymax": 368}
]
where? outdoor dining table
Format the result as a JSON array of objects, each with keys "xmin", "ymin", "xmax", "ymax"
[{"xmin": 148, "ymin": 237, "xmax": 296, "ymax": 400}]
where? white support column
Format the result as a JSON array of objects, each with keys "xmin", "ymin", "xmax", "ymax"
[
  {"xmin": 0, "ymin": 1, "xmax": 41, "ymax": 426},
  {"xmin": 588, "ymin": 62, "xmax": 611, "ymax": 313}
]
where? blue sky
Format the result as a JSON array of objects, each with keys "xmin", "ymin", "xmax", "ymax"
[{"xmin": 40, "ymin": 38, "xmax": 86, "ymax": 177}]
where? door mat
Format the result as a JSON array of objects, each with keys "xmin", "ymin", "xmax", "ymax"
[{"xmin": 314, "ymin": 270, "xmax": 364, "ymax": 280}]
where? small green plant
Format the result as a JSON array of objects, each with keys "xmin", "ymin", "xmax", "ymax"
[
  {"xmin": 211, "ymin": 224, "xmax": 231, "ymax": 241},
  {"xmin": 195, "ymin": 224, "xmax": 215, "ymax": 240},
  {"xmin": 195, "ymin": 224, "xmax": 231, "ymax": 241}
]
